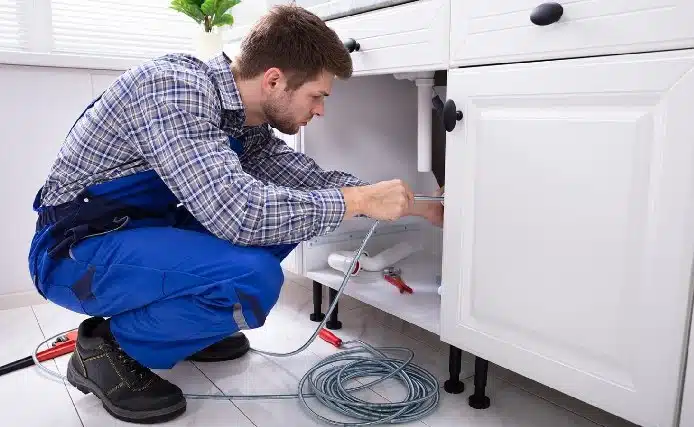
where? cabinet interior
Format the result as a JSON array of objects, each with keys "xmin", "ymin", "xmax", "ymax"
[{"xmin": 299, "ymin": 72, "xmax": 447, "ymax": 334}]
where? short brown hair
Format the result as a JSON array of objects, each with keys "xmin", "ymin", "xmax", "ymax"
[{"xmin": 232, "ymin": 4, "xmax": 353, "ymax": 89}]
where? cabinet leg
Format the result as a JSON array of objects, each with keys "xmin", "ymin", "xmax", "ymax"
[
  {"xmin": 468, "ymin": 356, "xmax": 491, "ymax": 409},
  {"xmin": 443, "ymin": 345, "xmax": 465, "ymax": 394},
  {"xmin": 309, "ymin": 281, "xmax": 326, "ymax": 322},
  {"xmin": 326, "ymin": 287, "xmax": 343, "ymax": 330}
]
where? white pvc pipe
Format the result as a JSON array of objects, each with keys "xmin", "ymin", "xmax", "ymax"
[
  {"xmin": 327, "ymin": 241, "xmax": 423, "ymax": 276},
  {"xmin": 328, "ymin": 253, "xmax": 362, "ymax": 276},
  {"xmin": 416, "ymin": 78, "xmax": 434, "ymax": 172}
]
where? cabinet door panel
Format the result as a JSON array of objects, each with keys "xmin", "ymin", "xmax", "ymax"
[
  {"xmin": 450, "ymin": 0, "xmax": 694, "ymax": 66},
  {"xmin": 440, "ymin": 49, "xmax": 694, "ymax": 427},
  {"xmin": 293, "ymin": 0, "xmax": 414, "ymax": 20},
  {"xmin": 325, "ymin": 0, "xmax": 449, "ymax": 75}
]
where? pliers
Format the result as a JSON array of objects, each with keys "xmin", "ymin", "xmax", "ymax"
[{"xmin": 383, "ymin": 267, "xmax": 413, "ymax": 294}]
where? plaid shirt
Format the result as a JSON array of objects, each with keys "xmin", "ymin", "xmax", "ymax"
[{"xmin": 39, "ymin": 53, "xmax": 367, "ymax": 246}]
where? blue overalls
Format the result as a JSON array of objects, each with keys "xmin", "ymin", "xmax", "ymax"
[{"xmin": 27, "ymin": 97, "xmax": 297, "ymax": 369}]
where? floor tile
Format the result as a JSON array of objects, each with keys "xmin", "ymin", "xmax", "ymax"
[
  {"xmin": 422, "ymin": 375, "xmax": 599, "ymax": 427},
  {"xmin": 491, "ymin": 365, "xmax": 639, "ymax": 427},
  {"xmin": 196, "ymin": 350, "xmax": 300, "ymax": 396},
  {"xmin": 0, "ymin": 307, "xmax": 83, "ymax": 427},
  {"xmin": 233, "ymin": 386, "xmax": 427, "ymax": 427},
  {"xmin": 52, "ymin": 354, "xmax": 255, "ymax": 426},
  {"xmin": 32, "ymin": 302, "xmax": 87, "ymax": 339},
  {"xmin": 31, "ymin": 303, "xmax": 255, "ymax": 426},
  {"xmin": 0, "ymin": 280, "xmax": 636, "ymax": 427}
]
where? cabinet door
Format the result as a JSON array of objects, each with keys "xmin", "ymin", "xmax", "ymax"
[
  {"xmin": 292, "ymin": 0, "xmax": 414, "ymax": 20},
  {"xmin": 272, "ymin": 128, "xmax": 303, "ymax": 275},
  {"xmin": 325, "ymin": 0, "xmax": 450, "ymax": 75},
  {"xmin": 450, "ymin": 0, "xmax": 694, "ymax": 67},
  {"xmin": 439, "ymin": 49, "xmax": 694, "ymax": 427}
]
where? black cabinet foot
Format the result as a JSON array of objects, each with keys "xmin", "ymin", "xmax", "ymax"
[
  {"xmin": 468, "ymin": 356, "xmax": 490, "ymax": 409},
  {"xmin": 309, "ymin": 281, "xmax": 326, "ymax": 322},
  {"xmin": 325, "ymin": 287, "xmax": 342, "ymax": 330},
  {"xmin": 444, "ymin": 345, "xmax": 465, "ymax": 394}
]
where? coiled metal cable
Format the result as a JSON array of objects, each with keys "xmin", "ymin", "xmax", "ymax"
[{"xmin": 31, "ymin": 220, "xmax": 441, "ymax": 426}]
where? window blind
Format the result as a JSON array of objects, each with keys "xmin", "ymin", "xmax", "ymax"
[
  {"xmin": 0, "ymin": 0, "xmax": 26, "ymax": 51},
  {"xmin": 50, "ymin": 0, "xmax": 201, "ymax": 59}
]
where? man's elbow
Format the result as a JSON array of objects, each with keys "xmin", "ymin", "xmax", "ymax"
[{"xmin": 208, "ymin": 220, "xmax": 258, "ymax": 247}]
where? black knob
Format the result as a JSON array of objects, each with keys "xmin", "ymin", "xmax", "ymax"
[
  {"xmin": 344, "ymin": 38, "xmax": 360, "ymax": 53},
  {"xmin": 443, "ymin": 99, "xmax": 463, "ymax": 132},
  {"xmin": 530, "ymin": 2, "xmax": 564, "ymax": 26}
]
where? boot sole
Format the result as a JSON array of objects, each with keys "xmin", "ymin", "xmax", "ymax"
[{"xmin": 66, "ymin": 359, "xmax": 186, "ymax": 424}]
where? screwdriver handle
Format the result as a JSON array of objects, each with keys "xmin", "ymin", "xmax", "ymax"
[{"xmin": 319, "ymin": 329, "xmax": 343, "ymax": 348}]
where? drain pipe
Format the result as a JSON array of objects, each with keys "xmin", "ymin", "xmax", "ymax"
[{"xmin": 393, "ymin": 71, "xmax": 435, "ymax": 172}]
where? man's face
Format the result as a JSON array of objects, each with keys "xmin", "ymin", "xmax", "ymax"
[{"xmin": 261, "ymin": 69, "xmax": 333, "ymax": 135}]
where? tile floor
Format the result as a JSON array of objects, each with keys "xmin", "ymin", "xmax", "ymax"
[{"xmin": 0, "ymin": 273, "xmax": 641, "ymax": 427}]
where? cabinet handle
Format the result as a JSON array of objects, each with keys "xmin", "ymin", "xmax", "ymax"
[
  {"xmin": 343, "ymin": 38, "xmax": 360, "ymax": 53},
  {"xmin": 530, "ymin": 2, "xmax": 564, "ymax": 26},
  {"xmin": 443, "ymin": 99, "xmax": 463, "ymax": 132}
]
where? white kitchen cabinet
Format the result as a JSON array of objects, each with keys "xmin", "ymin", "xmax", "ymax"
[
  {"xmin": 228, "ymin": 2, "xmax": 694, "ymax": 426},
  {"xmin": 297, "ymin": 73, "xmax": 444, "ymax": 333},
  {"xmin": 224, "ymin": 0, "xmax": 449, "ymax": 75},
  {"xmin": 439, "ymin": 48, "xmax": 694, "ymax": 427},
  {"xmin": 293, "ymin": 0, "xmax": 416, "ymax": 20},
  {"xmin": 325, "ymin": 0, "xmax": 449, "ymax": 75},
  {"xmin": 272, "ymin": 128, "xmax": 304, "ymax": 275},
  {"xmin": 450, "ymin": 0, "xmax": 694, "ymax": 67}
]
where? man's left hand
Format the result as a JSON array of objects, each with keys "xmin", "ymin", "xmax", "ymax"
[{"xmin": 409, "ymin": 186, "xmax": 444, "ymax": 227}]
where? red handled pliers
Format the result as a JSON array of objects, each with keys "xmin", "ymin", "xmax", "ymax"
[{"xmin": 383, "ymin": 267, "xmax": 413, "ymax": 294}]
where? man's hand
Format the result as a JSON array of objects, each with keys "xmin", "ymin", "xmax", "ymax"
[
  {"xmin": 409, "ymin": 186, "xmax": 444, "ymax": 227},
  {"xmin": 342, "ymin": 179, "xmax": 414, "ymax": 221}
]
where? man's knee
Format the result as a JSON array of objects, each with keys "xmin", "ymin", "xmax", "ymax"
[
  {"xmin": 242, "ymin": 248, "xmax": 285, "ymax": 303},
  {"xmin": 222, "ymin": 248, "xmax": 285, "ymax": 328}
]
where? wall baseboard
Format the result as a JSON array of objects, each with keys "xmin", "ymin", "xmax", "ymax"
[{"xmin": 0, "ymin": 291, "xmax": 47, "ymax": 311}]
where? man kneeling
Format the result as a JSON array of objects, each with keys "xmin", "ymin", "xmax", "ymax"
[{"xmin": 27, "ymin": 4, "xmax": 442, "ymax": 424}]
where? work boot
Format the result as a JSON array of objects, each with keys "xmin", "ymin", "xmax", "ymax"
[
  {"xmin": 66, "ymin": 317, "xmax": 186, "ymax": 424},
  {"xmin": 185, "ymin": 332, "xmax": 250, "ymax": 362}
]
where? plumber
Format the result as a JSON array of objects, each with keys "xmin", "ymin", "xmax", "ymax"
[{"xmin": 26, "ymin": 4, "xmax": 443, "ymax": 424}]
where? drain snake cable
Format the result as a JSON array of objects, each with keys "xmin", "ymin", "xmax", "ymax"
[{"xmin": 30, "ymin": 220, "xmax": 441, "ymax": 426}]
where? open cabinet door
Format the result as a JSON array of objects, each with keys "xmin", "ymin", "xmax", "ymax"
[
  {"xmin": 439, "ymin": 49, "xmax": 694, "ymax": 427},
  {"xmin": 272, "ymin": 128, "xmax": 303, "ymax": 275}
]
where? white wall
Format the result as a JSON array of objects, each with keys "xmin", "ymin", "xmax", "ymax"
[{"xmin": 0, "ymin": 64, "xmax": 122, "ymax": 308}]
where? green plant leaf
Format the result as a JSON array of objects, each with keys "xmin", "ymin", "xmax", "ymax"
[
  {"xmin": 201, "ymin": 0, "xmax": 220, "ymax": 16},
  {"xmin": 170, "ymin": 0, "xmax": 205, "ymax": 23},
  {"xmin": 212, "ymin": 12, "xmax": 234, "ymax": 27},
  {"xmin": 216, "ymin": 0, "xmax": 241, "ymax": 16}
]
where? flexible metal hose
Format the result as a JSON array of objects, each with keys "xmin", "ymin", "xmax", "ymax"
[{"xmin": 31, "ymin": 220, "xmax": 441, "ymax": 426}]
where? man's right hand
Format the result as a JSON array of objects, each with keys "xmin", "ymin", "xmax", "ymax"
[{"xmin": 341, "ymin": 179, "xmax": 414, "ymax": 221}]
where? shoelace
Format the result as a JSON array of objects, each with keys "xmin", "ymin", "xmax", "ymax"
[{"xmin": 109, "ymin": 344, "xmax": 155, "ymax": 383}]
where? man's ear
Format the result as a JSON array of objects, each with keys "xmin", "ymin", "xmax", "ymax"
[{"xmin": 261, "ymin": 67, "xmax": 285, "ymax": 92}]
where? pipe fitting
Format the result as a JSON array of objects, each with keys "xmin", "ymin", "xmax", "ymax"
[
  {"xmin": 327, "ymin": 241, "xmax": 423, "ymax": 276},
  {"xmin": 393, "ymin": 72, "xmax": 436, "ymax": 173}
]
